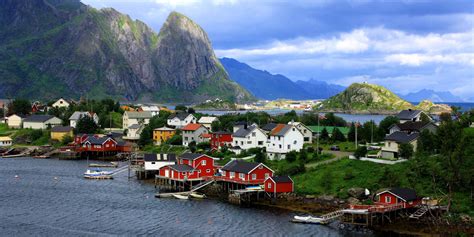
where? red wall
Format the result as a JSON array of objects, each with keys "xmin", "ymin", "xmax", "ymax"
[
  {"xmin": 222, "ymin": 164, "xmax": 273, "ymax": 183},
  {"xmin": 377, "ymin": 192, "xmax": 421, "ymax": 208},
  {"xmin": 264, "ymin": 179, "xmax": 293, "ymax": 193},
  {"xmin": 211, "ymin": 134, "xmax": 233, "ymax": 149},
  {"xmin": 192, "ymin": 156, "xmax": 215, "ymax": 177}
]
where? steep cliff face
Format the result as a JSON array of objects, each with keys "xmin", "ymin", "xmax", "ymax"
[{"xmin": 0, "ymin": 0, "xmax": 253, "ymax": 102}]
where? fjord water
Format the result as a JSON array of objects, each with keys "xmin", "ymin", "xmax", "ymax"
[{"xmin": 0, "ymin": 158, "xmax": 371, "ymax": 236}]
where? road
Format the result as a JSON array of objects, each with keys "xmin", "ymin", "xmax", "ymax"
[{"xmin": 305, "ymin": 150, "xmax": 352, "ymax": 169}]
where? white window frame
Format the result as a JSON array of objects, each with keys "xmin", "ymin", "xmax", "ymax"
[{"xmin": 385, "ymin": 196, "xmax": 391, "ymax": 203}]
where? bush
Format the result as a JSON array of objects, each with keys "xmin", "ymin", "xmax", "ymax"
[
  {"xmin": 166, "ymin": 135, "xmax": 182, "ymax": 145},
  {"xmin": 277, "ymin": 161, "xmax": 305, "ymax": 176},
  {"xmin": 354, "ymin": 146, "xmax": 367, "ymax": 159},
  {"xmin": 285, "ymin": 151, "xmax": 297, "ymax": 162},
  {"xmin": 188, "ymin": 141, "xmax": 197, "ymax": 153},
  {"xmin": 307, "ymin": 147, "xmax": 315, "ymax": 153},
  {"xmin": 399, "ymin": 143, "xmax": 414, "ymax": 159},
  {"xmin": 254, "ymin": 150, "xmax": 266, "ymax": 163},
  {"xmin": 197, "ymin": 142, "xmax": 210, "ymax": 150}
]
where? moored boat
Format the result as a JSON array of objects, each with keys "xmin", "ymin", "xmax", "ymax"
[
  {"xmin": 189, "ymin": 192, "xmax": 206, "ymax": 199},
  {"xmin": 173, "ymin": 194, "xmax": 189, "ymax": 200},
  {"xmin": 83, "ymin": 169, "xmax": 114, "ymax": 179},
  {"xmin": 291, "ymin": 215, "xmax": 326, "ymax": 224}
]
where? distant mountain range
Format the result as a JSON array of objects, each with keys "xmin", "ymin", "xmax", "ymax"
[
  {"xmin": 220, "ymin": 57, "xmax": 345, "ymax": 100},
  {"xmin": 402, "ymin": 89, "xmax": 464, "ymax": 103}
]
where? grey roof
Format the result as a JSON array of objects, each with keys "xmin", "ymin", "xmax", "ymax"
[
  {"xmin": 390, "ymin": 121, "xmax": 435, "ymax": 133},
  {"xmin": 154, "ymin": 126, "xmax": 175, "ymax": 131},
  {"xmin": 262, "ymin": 123, "xmax": 278, "ymax": 131},
  {"xmin": 144, "ymin": 153, "xmax": 176, "ymax": 162},
  {"xmin": 222, "ymin": 160, "xmax": 261, "ymax": 174},
  {"xmin": 69, "ymin": 111, "xmax": 93, "ymax": 120},
  {"xmin": 386, "ymin": 188, "xmax": 419, "ymax": 201},
  {"xmin": 233, "ymin": 125, "xmax": 257, "ymax": 138},
  {"xmin": 397, "ymin": 109, "xmax": 422, "ymax": 120},
  {"xmin": 128, "ymin": 124, "xmax": 141, "ymax": 129},
  {"xmin": 385, "ymin": 131, "xmax": 419, "ymax": 143},
  {"xmin": 168, "ymin": 164, "xmax": 194, "ymax": 172},
  {"xmin": 126, "ymin": 111, "xmax": 152, "ymax": 119},
  {"xmin": 180, "ymin": 153, "xmax": 205, "ymax": 160},
  {"xmin": 271, "ymin": 176, "xmax": 293, "ymax": 183},
  {"xmin": 51, "ymin": 126, "xmax": 73, "ymax": 133},
  {"xmin": 24, "ymin": 115, "xmax": 55, "ymax": 123},
  {"xmin": 169, "ymin": 113, "xmax": 190, "ymax": 120},
  {"xmin": 85, "ymin": 136, "xmax": 114, "ymax": 145}
]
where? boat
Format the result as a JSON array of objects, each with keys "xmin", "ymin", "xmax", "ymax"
[
  {"xmin": 172, "ymin": 194, "xmax": 189, "ymax": 200},
  {"xmin": 291, "ymin": 215, "xmax": 326, "ymax": 224},
  {"xmin": 189, "ymin": 192, "xmax": 206, "ymax": 199},
  {"xmin": 89, "ymin": 162, "xmax": 119, "ymax": 168},
  {"xmin": 83, "ymin": 169, "xmax": 114, "ymax": 179},
  {"xmin": 245, "ymin": 185, "xmax": 262, "ymax": 190}
]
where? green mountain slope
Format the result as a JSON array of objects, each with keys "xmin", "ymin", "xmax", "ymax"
[
  {"xmin": 320, "ymin": 83, "xmax": 413, "ymax": 113},
  {"xmin": 0, "ymin": 0, "xmax": 253, "ymax": 103}
]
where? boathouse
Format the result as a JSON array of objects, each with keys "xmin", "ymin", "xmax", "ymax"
[
  {"xmin": 218, "ymin": 160, "xmax": 274, "ymax": 185},
  {"xmin": 264, "ymin": 176, "xmax": 294, "ymax": 196},
  {"xmin": 144, "ymin": 153, "xmax": 176, "ymax": 171},
  {"xmin": 375, "ymin": 188, "xmax": 422, "ymax": 208}
]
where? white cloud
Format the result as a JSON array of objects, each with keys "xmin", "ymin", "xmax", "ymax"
[{"xmin": 384, "ymin": 53, "xmax": 474, "ymax": 66}]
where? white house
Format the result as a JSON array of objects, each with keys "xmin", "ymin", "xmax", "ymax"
[
  {"xmin": 52, "ymin": 98, "xmax": 70, "ymax": 108},
  {"xmin": 266, "ymin": 124, "xmax": 304, "ymax": 160},
  {"xmin": 6, "ymin": 114, "xmax": 25, "ymax": 128},
  {"xmin": 181, "ymin": 123, "xmax": 209, "ymax": 146},
  {"xmin": 0, "ymin": 136, "xmax": 13, "ymax": 147},
  {"xmin": 69, "ymin": 111, "xmax": 99, "ymax": 128},
  {"xmin": 198, "ymin": 116, "xmax": 218, "ymax": 130},
  {"xmin": 232, "ymin": 125, "xmax": 267, "ymax": 150},
  {"xmin": 381, "ymin": 131, "xmax": 419, "ymax": 159},
  {"xmin": 122, "ymin": 111, "xmax": 152, "ymax": 130},
  {"xmin": 124, "ymin": 124, "xmax": 144, "ymax": 140},
  {"xmin": 23, "ymin": 115, "xmax": 62, "ymax": 129},
  {"xmin": 397, "ymin": 109, "xmax": 431, "ymax": 123},
  {"xmin": 140, "ymin": 105, "xmax": 160, "ymax": 116},
  {"xmin": 143, "ymin": 153, "xmax": 176, "ymax": 171},
  {"xmin": 288, "ymin": 121, "xmax": 313, "ymax": 144},
  {"xmin": 167, "ymin": 113, "xmax": 197, "ymax": 129}
]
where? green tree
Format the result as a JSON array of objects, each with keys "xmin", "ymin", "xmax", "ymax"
[
  {"xmin": 254, "ymin": 149, "xmax": 266, "ymax": 163},
  {"xmin": 189, "ymin": 141, "xmax": 197, "ymax": 153},
  {"xmin": 166, "ymin": 134, "xmax": 182, "ymax": 145},
  {"xmin": 197, "ymin": 142, "xmax": 210, "ymax": 150},
  {"xmin": 320, "ymin": 113, "xmax": 347, "ymax": 127},
  {"xmin": 299, "ymin": 149, "xmax": 308, "ymax": 163},
  {"xmin": 417, "ymin": 130, "xmax": 436, "ymax": 155},
  {"xmin": 175, "ymin": 105, "xmax": 187, "ymax": 112},
  {"xmin": 378, "ymin": 116, "xmax": 399, "ymax": 138},
  {"xmin": 285, "ymin": 151, "xmax": 297, "ymax": 162},
  {"xmin": 399, "ymin": 143, "xmax": 414, "ymax": 159},
  {"xmin": 9, "ymin": 99, "xmax": 31, "ymax": 115},
  {"xmin": 187, "ymin": 107, "xmax": 195, "ymax": 114},
  {"xmin": 62, "ymin": 134, "xmax": 73, "ymax": 145},
  {"xmin": 332, "ymin": 128, "xmax": 346, "ymax": 142},
  {"xmin": 354, "ymin": 146, "xmax": 367, "ymax": 159},
  {"xmin": 75, "ymin": 116, "xmax": 99, "ymax": 134},
  {"xmin": 320, "ymin": 128, "xmax": 329, "ymax": 141}
]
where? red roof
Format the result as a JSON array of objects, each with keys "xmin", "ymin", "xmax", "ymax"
[
  {"xmin": 182, "ymin": 123, "xmax": 203, "ymax": 131},
  {"xmin": 201, "ymin": 133, "xmax": 212, "ymax": 138},
  {"xmin": 270, "ymin": 124, "xmax": 286, "ymax": 136}
]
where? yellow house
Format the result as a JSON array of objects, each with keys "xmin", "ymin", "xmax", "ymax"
[
  {"xmin": 153, "ymin": 127, "xmax": 176, "ymax": 145},
  {"xmin": 51, "ymin": 126, "xmax": 74, "ymax": 142}
]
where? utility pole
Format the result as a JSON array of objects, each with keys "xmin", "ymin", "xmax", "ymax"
[
  {"xmin": 370, "ymin": 120, "xmax": 373, "ymax": 144},
  {"xmin": 355, "ymin": 122, "xmax": 358, "ymax": 148},
  {"xmin": 316, "ymin": 113, "xmax": 320, "ymax": 157}
]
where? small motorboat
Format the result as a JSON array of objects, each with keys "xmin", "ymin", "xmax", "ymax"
[
  {"xmin": 173, "ymin": 194, "xmax": 189, "ymax": 200},
  {"xmin": 291, "ymin": 215, "xmax": 326, "ymax": 224},
  {"xmin": 83, "ymin": 169, "xmax": 113, "ymax": 179},
  {"xmin": 189, "ymin": 192, "xmax": 206, "ymax": 199}
]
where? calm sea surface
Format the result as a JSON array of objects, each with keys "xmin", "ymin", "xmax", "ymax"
[{"xmin": 0, "ymin": 158, "xmax": 378, "ymax": 237}]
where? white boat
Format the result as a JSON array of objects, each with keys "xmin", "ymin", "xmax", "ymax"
[
  {"xmin": 189, "ymin": 192, "xmax": 206, "ymax": 199},
  {"xmin": 83, "ymin": 169, "xmax": 114, "ymax": 179},
  {"xmin": 173, "ymin": 194, "xmax": 189, "ymax": 200},
  {"xmin": 291, "ymin": 215, "xmax": 326, "ymax": 224}
]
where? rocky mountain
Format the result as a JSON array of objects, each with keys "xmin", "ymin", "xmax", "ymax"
[
  {"xmin": 295, "ymin": 79, "xmax": 345, "ymax": 99},
  {"xmin": 403, "ymin": 89, "xmax": 464, "ymax": 103},
  {"xmin": 319, "ymin": 83, "xmax": 413, "ymax": 113},
  {"xmin": 0, "ymin": 0, "xmax": 252, "ymax": 103},
  {"xmin": 415, "ymin": 100, "xmax": 452, "ymax": 114},
  {"xmin": 220, "ymin": 57, "xmax": 344, "ymax": 100}
]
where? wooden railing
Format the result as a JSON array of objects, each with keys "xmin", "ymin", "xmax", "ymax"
[
  {"xmin": 349, "ymin": 203, "xmax": 404, "ymax": 213},
  {"xmin": 204, "ymin": 176, "xmax": 265, "ymax": 185}
]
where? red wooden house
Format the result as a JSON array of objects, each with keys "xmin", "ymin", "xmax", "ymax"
[
  {"xmin": 264, "ymin": 176, "xmax": 294, "ymax": 195},
  {"xmin": 158, "ymin": 153, "xmax": 216, "ymax": 181},
  {"xmin": 218, "ymin": 160, "xmax": 274, "ymax": 185},
  {"xmin": 375, "ymin": 188, "xmax": 422, "ymax": 208},
  {"xmin": 81, "ymin": 136, "xmax": 118, "ymax": 152},
  {"xmin": 210, "ymin": 131, "xmax": 233, "ymax": 150}
]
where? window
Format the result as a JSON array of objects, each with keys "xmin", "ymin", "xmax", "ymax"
[
  {"xmin": 252, "ymin": 174, "xmax": 256, "ymax": 180},
  {"xmin": 288, "ymin": 145, "xmax": 291, "ymax": 149},
  {"xmin": 230, "ymin": 172, "xmax": 235, "ymax": 178},
  {"xmin": 252, "ymin": 132, "xmax": 256, "ymax": 137},
  {"xmin": 279, "ymin": 145, "xmax": 282, "ymax": 149},
  {"xmin": 247, "ymin": 141, "xmax": 252, "ymax": 144},
  {"xmin": 258, "ymin": 165, "xmax": 263, "ymax": 169},
  {"xmin": 239, "ymin": 173, "xmax": 244, "ymax": 179},
  {"xmin": 241, "ymin": 141, "xmax": 244, "ymax": 145},
  {"xmin": 292, "ymin": 128, "xmax": 295, "ymax": 131},
  {"xmin": 222, "ymin": 171, "xmax": 226, "ymax": 176},
  {"xmin": 385, "ymin": 196, "xmax": 391, "ymax": 203},
  {"xmin": 151, "ymin": 162, "xmax": 155, "ymax": 164},
  {"xmin": 206, "ymin": 169, "xmax": 211, "ymax": 173},
  {"xmin": 198, "ymin": 170, "xmax": 201, "ymax": 173},
  {"xmin": 202, "ymin": 160, "xmax": 207, "ymax": 165},
  {"xmin": 293, "ymin": 140, "xmax": 297, "ymax": 144},
  {"xmin": 304, "ymin": 137, "xmax": 309, "ymax": 141},
  {"xmin": 258, "ymin": 141, "xmax": 263, "ymax": 145},
  {"xmin": 265, "ymin": 173, "xmax": 270, "ymax": 179},
  {"xmin": 182, "ymin": 172, "xmax": 186, "ymax": 176},
  {"xmin": 267, "ymin": 183, "xmax": 272, "ymax": 188}
]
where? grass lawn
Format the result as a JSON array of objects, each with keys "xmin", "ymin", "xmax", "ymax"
[
  {"xmin": 0, "ymin": 123, "xmax": 15, "ymax": 136},
  {"xmin": 308, "ymin": 141, "xmax": 357, "ymax": 152},
  {"xmin": 141, "ymin": 144, "xmax": 188, "ymax": 154},
  {"xmin": 292, "ymin": 158, "xmax": 473, "ymax": 216}
]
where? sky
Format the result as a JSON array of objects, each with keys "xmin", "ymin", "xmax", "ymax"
[{"xmin": 81, "ymin": 0, "xmax": 474, "ymax": 100}]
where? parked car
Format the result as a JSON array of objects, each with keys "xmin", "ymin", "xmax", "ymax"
[{"xmin": 330, "ymin": 145, "xmax": 340, "ymax": 151}]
